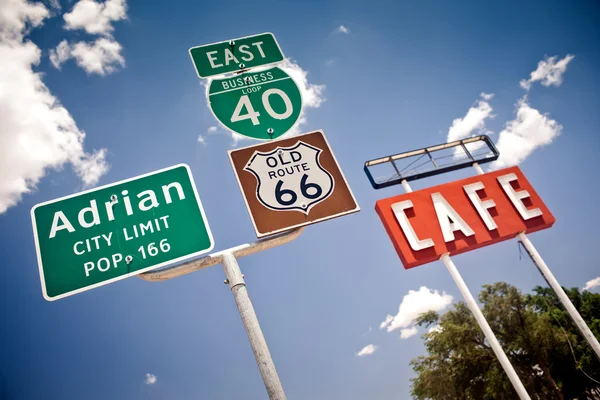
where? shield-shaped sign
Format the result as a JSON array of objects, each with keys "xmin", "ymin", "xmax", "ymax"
[
  {"xmin": 244, "ymin": 141, "xmax": 334, "ymax": 214},
  {"xmin": 229, "ymin": 130, "xmax": 360, "ymax": 238}
]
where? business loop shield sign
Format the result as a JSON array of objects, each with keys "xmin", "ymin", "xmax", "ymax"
[
  {"xmin": 244, "ymin": 142, "xmax": 334, "ymax": 214},
  {"xmin": 208, "ymin": 67, "xmax": 303, "ymax": 141}
]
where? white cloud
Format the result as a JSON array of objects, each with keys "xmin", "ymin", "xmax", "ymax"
[
  {"xmin": 337, "ymin": 25, "xmax": 350, "ymax": 34},
  {"xmin": 424, "ymin": 325, "xmax": 443, "ymax": 342},
  {"xmin": 145, "ymin": 373, "xmax": 157, "ymax": 385},
  {"xmin": 50, "ymin": 37, "xmax": 124, "ymax": 75},
  {"xmin": 0, "ymin": 0, "xmax": 109, "ymax": 214},
  {"xmin": 446, "ymin": 93, "xmax": 495, "ymax": 160},
  {"xmin": 428, "ymin": 325, "xmax": 443, "ymax": 334},
  {"xmin": 197, "ymin": 135, "xmax": 206, "ymax": 145},
  {"xmin": 51, "ymin": 0, "xmax": 127, "ymax": 75},
  {"xmin": 325, "ymin": 58, "xmax": 334, "ymax": 66},
  {"xmin": 356, "ymin": 344, "xmax": 377, "ymax": 357},
  {"xmin": 63, "ymin": 0, "xmax": 127, "ymax": 36},
  {"xmin": 49, "ymin": 39, "xmax": 70, "ymax": 67},
  {"xmin": 229, "ymin": 132, "xmax": 248, "ymax": 147},
  {"xmin": 47, "ymin": 0, "xmax": 60, "ymax": 10},
  {"xmin": 280, "ymin": 58, "xmax": 325, "ymax": 109},
  {"xmin": 72, "ymin": 148, "xmax": 109, "ymax": 186},
  {"xmin": 400, "ymin": 327, "xmax": 418, "ymax": 339},
  {"xmin": 583, "ymin": 277, "xmax": 600, "ymax": 291},
  {"xmin": 520, "ymin": 55, "xmax": 575, "ymax": 90},
  {"xmin": 0, "ymin": 0, "xmax": 48, "ymax": 42},
  {"xmin": 489, "ymin": 96, "xmax": 562, "ymax": 170},
  {"xmin": 207, "ymin": 126, "xmax": 218, "ymax": 134},
  {"xmin": 379, "ymin": 315, "xmax": 393, "ymax": 330},
  {"xmin": 279, "ymin": 58, "xmax": 325, "ymax": 136},
  {"xmin": 447, "ymin": 93, "xmax": 495, "ymax": 143},
  {"xmin": 380, "ymin": 287, "xmax": 453, "ymax": 339}
]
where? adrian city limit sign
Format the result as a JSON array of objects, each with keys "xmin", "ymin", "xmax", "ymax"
[{"xmin": 31, "ymin": 165, "xmax": 214, "ymax": 301}]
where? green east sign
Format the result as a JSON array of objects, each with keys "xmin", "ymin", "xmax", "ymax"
[
  {"xmin": 208, "ymin": 67, "xmax": 303, "ymax": 140},
  {"xmin": 189, "ymin": 32, "xmax": 284, "ymax": 79},
  {"xmin": 31, "ymin": 164, "xmax": 214, "ymax": 301}
]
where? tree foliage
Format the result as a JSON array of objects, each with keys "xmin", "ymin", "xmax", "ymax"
[{"xmin": 410, "ymin": 282, "xmax": 600, "ymax": 399}]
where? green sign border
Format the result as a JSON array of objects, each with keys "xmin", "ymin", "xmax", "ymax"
[
  {"xmin": 30, "ymin": 164, "xmax": 215, "ymax": 302},
  {"xmin": 188, "ymin": 32, "xmax": 286, "ymax": 79},
  {"xmin": 206, "ymin": 67, "xmax": 303, "ymax": 141}
]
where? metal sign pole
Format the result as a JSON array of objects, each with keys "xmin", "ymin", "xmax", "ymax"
[
  {"xmin": 139, "ymin": 228, "xmax": 303, "ymax": 400},
  {"xmin": 440, "ymin": 254, "xmax": 531, "ymax": 399},
  {"xmin": 472, "ymin": 162, "xmax": 600, "ymax": 361},
  {"xmin": 401, "ymin": 178, "xmax": 532, "ymax": 400},
  {"xmin": 222, "ymin": 252, "xmax": 286, "ymax": 399},
  {"xmin": 518, "ymin": 233, "xmax": 600, "ymax": 360}
]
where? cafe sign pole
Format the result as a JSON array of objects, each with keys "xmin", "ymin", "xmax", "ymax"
[
  {"xmin": 387, "ymin": 174, "xmax": 533, "ymax": 400},
  {"xmin": 469, "ymin": 163, "xmax": 600, "ymax": 360}
]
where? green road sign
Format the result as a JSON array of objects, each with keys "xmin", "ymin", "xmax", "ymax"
[
  {"xmin": 31, "ymin": 164, "xmax": 214, "ymax": 301},
  {"xmin": 189, "ymin": 32, "xmax": 285, "ymax": 79},
  {"xmin": 208, "ymin": 67, "xmax": 303, "ymax": 140}
]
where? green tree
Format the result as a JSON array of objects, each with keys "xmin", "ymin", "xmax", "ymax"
[
  {"xmin": 527, "ymin": 286, "xmax": 600, "ymax": 399},
  {"xmin": 410, "ymin": 282, "xmax": 600, "ymax": 399}
]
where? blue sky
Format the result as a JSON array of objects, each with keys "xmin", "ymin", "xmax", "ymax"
[{"xmin": 1, "ymin": 0, "xmax": 599, "ymax": 399}]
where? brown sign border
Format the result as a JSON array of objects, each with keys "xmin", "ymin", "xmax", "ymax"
[{"xmin": 228, "ymin": 130, "xmax": 360, "ymax": 237}]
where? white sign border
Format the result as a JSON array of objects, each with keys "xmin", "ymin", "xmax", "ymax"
[
  {"xmin": 188, "ymin": 32, "xmax": 286, "ymax": 79},
  {"xmin": 30, "ymin": 163, "xmax": 215, "ymax": 302},
  {"xmin": 228, "ymin": 129, "xmax": 361, "ymax": 238}
]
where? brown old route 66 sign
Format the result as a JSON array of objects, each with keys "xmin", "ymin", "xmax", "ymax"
[{"xmin": 228, "ymin": 130, "xmax": 360, "ymax": 237}]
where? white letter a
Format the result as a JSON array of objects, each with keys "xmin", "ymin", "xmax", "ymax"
[
  {"xmin": 49, "ymin": 211, "xmax": 75, "ymax": 238},
  {"xmin": 432, "ymin": 193, "xmax": 475, "ymax": 242}
]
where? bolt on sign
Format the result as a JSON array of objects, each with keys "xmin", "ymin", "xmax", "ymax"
[
  {"xmin": 189, "ymin": 32, "xmax": 285, "ymax": 79},
  {"xmin": 208, "ymin": 67, "xmax": 302, "ymax": 140},
  {"xmin": 229, "ymin": 130, "xmax": 360, "ymax": 238},
  {"xmin": 375, "ymin": 166, "xmax": 555, "ymax": 269},
  {"xmin": 31, "ymin": 165, "xmax": 214, "ymax": 301}
]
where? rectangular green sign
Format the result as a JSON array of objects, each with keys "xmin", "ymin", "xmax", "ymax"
[
  {"xmin": 189, "ymin": 32, "xmax": 285, "ymax": 79},
  {"xmin": 31, "ymin": 164, "xmax": 214, "ymax": 301}
]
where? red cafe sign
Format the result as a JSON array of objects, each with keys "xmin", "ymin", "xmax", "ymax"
[{"xmin": 375, "ymin": 166, "xmax": 555, "ymax": 269}]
